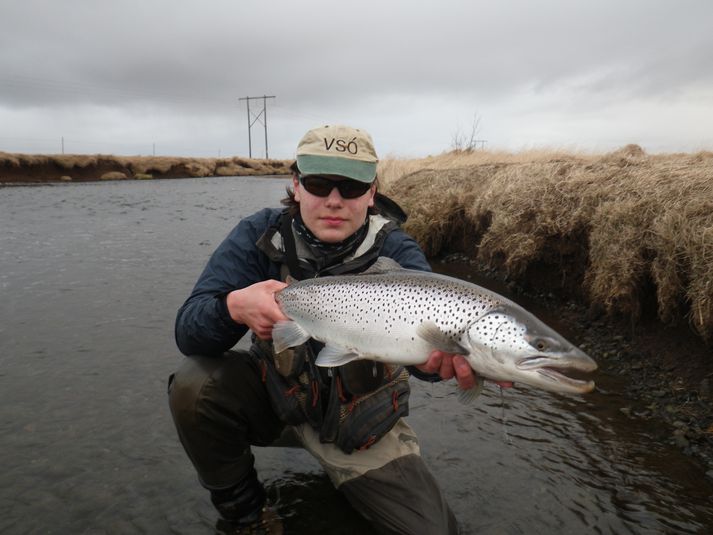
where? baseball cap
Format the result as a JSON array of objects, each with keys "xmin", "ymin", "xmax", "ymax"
[{"xmin": 295, "ymin": 124, "xmax": 378, "ymax": 183}]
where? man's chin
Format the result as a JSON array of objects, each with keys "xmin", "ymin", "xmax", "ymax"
[{"xmin": 313, "ymin": 226, "xmax": 349, "ymax": 243}]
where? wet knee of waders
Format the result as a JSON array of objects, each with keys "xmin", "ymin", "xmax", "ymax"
[
  {"xmin": 210, "ymin": 467, "xmax": 267, "ymax": 523},
  {"xmin": 168, "ymin": 354, "xmax": 242, "ymax": 426},
  {"xmin": 167, "ymin": 357, "xmax": 212, "ymax": 426}
]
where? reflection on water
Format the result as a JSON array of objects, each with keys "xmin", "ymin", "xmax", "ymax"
[{"xmin": 1, "ymin": 177, "xmax": 712, "ymax": 534}]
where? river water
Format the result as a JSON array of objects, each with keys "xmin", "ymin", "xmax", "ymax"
[{"xmin": 1, "ymin": 177, "xmax": 712, "ymax": 534}]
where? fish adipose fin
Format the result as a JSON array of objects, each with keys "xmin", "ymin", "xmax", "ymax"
[
  {"xmin": 315, "ymin": 344, "xmax": 361, "ymax": 367},
  {"xmin": 416, "ymin": 321, "xmax": 469, "ymax": 355},
  {"xmin": 457, "ymin": 376, "xmax": 484, "ymax": 404},
  {"xmin": 272, "ymin": 320, "xmax": 311, "ymax": 353},
  {"xmin": 363, "ymin": 256, "xmax": 404, "ymax": 274}
]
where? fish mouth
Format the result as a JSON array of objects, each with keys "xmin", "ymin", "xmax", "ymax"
[
  {"xmin": 517, "ymin": 355, "xmax": 598, "ymax": 393},
  {"xmin": 535, "ymin": 367, "xmax": 596, "ymax": 393},
  {"xmin": 516, "ymin": 353, "xmax": 598, "ymax": 372}
]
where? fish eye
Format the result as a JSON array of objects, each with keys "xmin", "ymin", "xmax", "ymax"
[{"xmin": 533, "ymin": 339, "xmax": 548, "ymax": 351}]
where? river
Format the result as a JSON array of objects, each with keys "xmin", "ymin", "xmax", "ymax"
[{"xmin": 1, "ymin": 177, "xmax": 712, "ymax": 534}]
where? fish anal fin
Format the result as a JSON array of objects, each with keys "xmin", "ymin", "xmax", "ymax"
[
  {"xmin": 315, "ymin": 344, "xmax": 361, "ymax": 367},
  {"xmin": 272, "ymin": 320, "xmax": 311, "ymax": 353},
  {"xmin": 416, "ymin": 321, "xmax": 469, "ymax": 355}
]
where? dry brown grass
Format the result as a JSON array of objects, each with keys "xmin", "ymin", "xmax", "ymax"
[
  {"xmin": 0, "ymin": 152, "xmax": 291, "ymax": 182},
  {"xmin": 385, "ymin": 146, "xmax": 713, "ymax": 342},
  {"xmin": 0, "ymin": 152, "xmax": 101, "ymax": 169},
  {"xmin": 125, "ymin": 156, "xmax": 181, "ymax": 175},
  {"xmin": 378, "ymin": 148, "xmax": 596, "ymax": 188}
]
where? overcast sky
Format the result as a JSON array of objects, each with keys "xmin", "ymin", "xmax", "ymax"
[{"xmin": 1, "ymin": 0, "xmax": 712, "ymax": 159}]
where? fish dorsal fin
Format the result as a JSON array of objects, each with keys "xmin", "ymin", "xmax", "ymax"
[
  {"xmin": 285, "ymin": 274, "xmax": 298, "ymax": 285},
  {"xmin": 416, "ymin": 321, "xmax": 469, "ymax": 355},
  {"xmin": 363, "ymin": 256, "xmax": 404, "ymax": 275}
]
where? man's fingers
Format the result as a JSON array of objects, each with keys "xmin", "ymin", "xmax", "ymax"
[
  {"xmin": 453, "ymin": 356, "xmax": 476, "ymax": 390},
  {"xmin": 439, "ymin": 355, "xmax": 455, "ymax": 380},
  {"xmin": 415, "ymin": 351, "xmax": 514, "ymax": 390},
  {"xmin": 267, "ymin": 281, "xmax": 290, "ymax": 322},
  {"xmin": 270, "ymin": 308, "xmax": 289, "ymax": 323},
  {"xmin": 266, "ymin": 279, "xmax": 289, "ymax": 293},
  {"xmin": 419, "ymin": 351, "xmax": 442, "ymax": 373},
  {"xmin": 257, "ymin": 321, "xmax": 277, "ymax": 340}
]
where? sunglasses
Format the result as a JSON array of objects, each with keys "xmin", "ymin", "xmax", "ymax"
[{"xmin": 299, "ymin": 175, "xmax": 372, "ymax": 199}]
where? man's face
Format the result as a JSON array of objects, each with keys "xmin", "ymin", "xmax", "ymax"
[{"xmin": 293, "ymin": 174, "xmax": 376, "ymax": 243}]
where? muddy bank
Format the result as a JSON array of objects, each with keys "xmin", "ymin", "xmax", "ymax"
[
  {"xmin": 0, "ymin": 152, "xmax": 291, "ymax": 183},
  {"xmin": 439, "ymin": 253, "xmax": 713, "ymax": 476}
]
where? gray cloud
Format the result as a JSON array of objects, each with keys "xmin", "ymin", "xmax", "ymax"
[{"xmin": 1, "ymin": 0, "xmax": 712, "ymax": 156}]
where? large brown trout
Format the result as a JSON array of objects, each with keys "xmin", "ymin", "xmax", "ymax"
[{"xmin": 272, "ymin": 258, "xmax": 597, "ymax": 398}]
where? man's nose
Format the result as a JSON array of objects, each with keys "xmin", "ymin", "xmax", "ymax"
[{"xmin": 324, "ymin": 186, "xmax": 344, "ymax": 204}]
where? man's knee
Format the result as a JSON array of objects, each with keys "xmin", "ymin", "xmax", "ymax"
[
  {"xmin": 168, "ymin": 355, "xmax": 213, "ymax": 429},
  {"xmin": 167, "ymin": 352, "xmax": 261, "ymax": 430},
  {"xmin": 167, "ymin": 352, "xmax": 283, "ymax": 481}
]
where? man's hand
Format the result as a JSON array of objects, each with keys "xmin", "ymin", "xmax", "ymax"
[
  {"xmin": 226, "ymin": 280, "xmax": 289, "ymax": 340},
  {"xmin": 416, "ymin": 350, "xmax": 513, "ymax": 390}
]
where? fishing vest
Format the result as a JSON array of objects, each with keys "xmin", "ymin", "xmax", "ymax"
[{"xmin": 250, "ymin": 201, "xmax": 411, "ymax": 454}]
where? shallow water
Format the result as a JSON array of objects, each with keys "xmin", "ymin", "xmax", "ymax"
[{"xmin": 1, "ymin": 177, "xmax": 712, "ymax": 534}]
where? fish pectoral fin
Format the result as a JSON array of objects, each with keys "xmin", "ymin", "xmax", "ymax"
[
  {"xmin": 457, "ymin": 376, "xmax": 484, "ymax": 404},
  {"xmin": 315, "ymin": 344, "xmax": 361, "ymax": 367},
  {"xmin": 272, "ymin": 320, "xmax": 311, "ymax": 353},
  {"xmin": 363, "ymin": 256, "xmax": 404, "ymax": 274},
  {"xmin": 416, "ymin": 321, "xmax": 469, "ymax": 355}
]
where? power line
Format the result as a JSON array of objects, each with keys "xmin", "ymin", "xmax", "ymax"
[{"xmin": 238, "ymin": 95, "xmax": 275, "ymax": 158}]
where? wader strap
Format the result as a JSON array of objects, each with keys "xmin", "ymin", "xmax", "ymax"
[{"xmin": 280, "ymin": 213, "xmax": 304, "ymax": 280}]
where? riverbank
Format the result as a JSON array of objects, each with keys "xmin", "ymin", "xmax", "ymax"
[
  {"xmin": 0, "ymin": 152, "xmax": 291, "ymax": 183},
  {"xmin": 383, "ymin": 145, "xmax": 713, "ymax": 342},
  {"xmin": 380, "ymin": 145, "xmax": 713, "ymax": 472}
]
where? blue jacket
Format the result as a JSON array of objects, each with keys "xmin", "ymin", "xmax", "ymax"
[{"xmin": 175, "ymin": 207, "xmax": 431, "ymax": 356}]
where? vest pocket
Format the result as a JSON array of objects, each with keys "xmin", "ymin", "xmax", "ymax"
[
  {"xmin": 333, "ymin": 368, "xmax": 411, "ymax": 454},
  {"xmin": 249, "ymin": 347, "xmax": 309, "ymax": 426}
]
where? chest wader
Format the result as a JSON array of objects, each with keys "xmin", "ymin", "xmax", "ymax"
[{"xmin": 250, "ymin": 210, "xmax": 411, "ymax": 453}]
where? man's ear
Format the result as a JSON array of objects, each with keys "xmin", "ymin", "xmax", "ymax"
[{"xmin": 367, "ymin": 183, "xmax": 376, "ymax": 207}]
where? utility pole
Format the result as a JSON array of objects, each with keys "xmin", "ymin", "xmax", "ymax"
[{"xmin": 238, "ymin": 95, "xmax": 275, "ymax": 158}]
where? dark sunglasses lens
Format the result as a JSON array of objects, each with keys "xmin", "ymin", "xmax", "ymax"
[
  {"xmin": 337, "ymin": 181, "xmax": 371, "ymax": 199},
  {"xmin": 301, "ymin": 177, "xmax": 370, "ymax": 199},
  {"xmin": 301, "ymin": 177, "xmax": 333, "ymax": 196}
]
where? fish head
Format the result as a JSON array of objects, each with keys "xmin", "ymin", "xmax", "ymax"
[{"xmin": 466, "ymin": 304, "xmax": 597, "ymax": 394}]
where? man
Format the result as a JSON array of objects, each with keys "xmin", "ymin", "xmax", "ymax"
[{"xmin": 169, "ymin": 124, "xmax": 483, "ymax": 534}]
